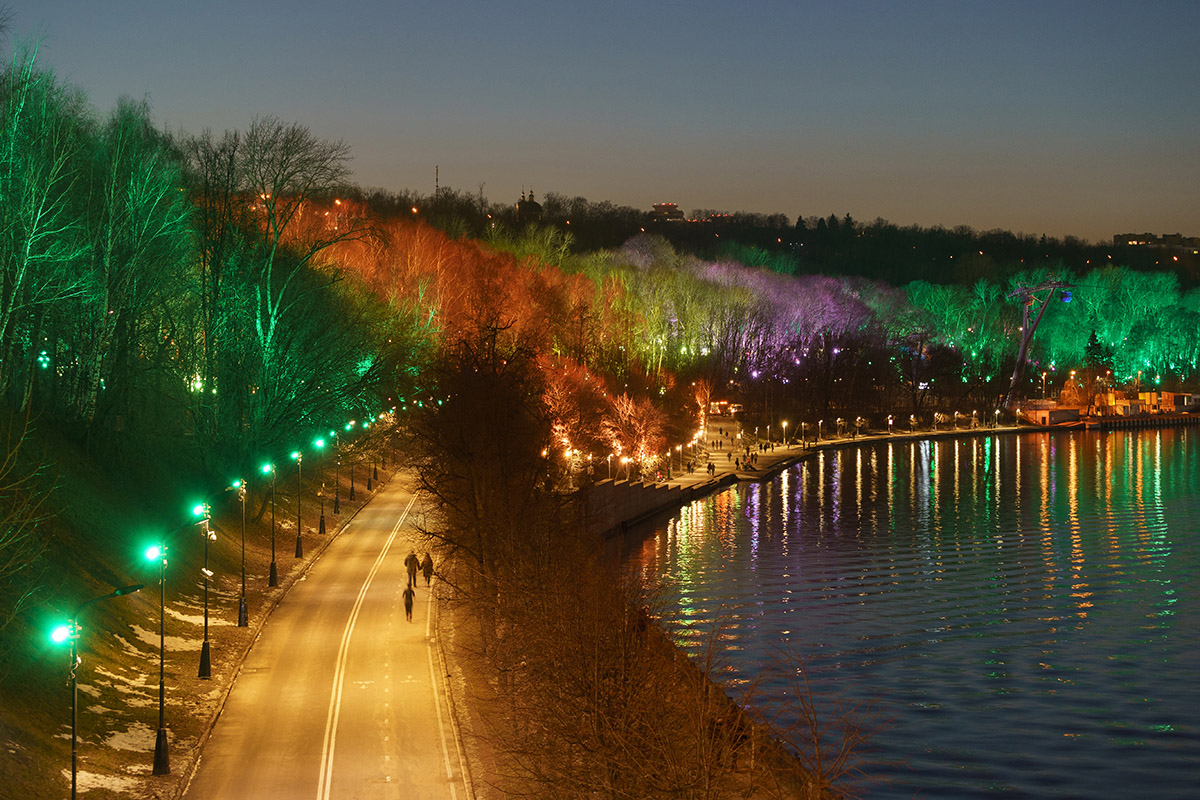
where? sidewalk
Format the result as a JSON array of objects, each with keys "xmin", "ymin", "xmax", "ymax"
[{"xmin": 652, "ymin": 418, "xmax": 1028, "ymax": 493}]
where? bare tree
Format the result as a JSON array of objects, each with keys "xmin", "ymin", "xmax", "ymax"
[
  {"xmin": 0, "ymin": 49, "xmax": 90, "ymax": 409},
  {"xmin": 0, "ymin": 407, "xmax": 51, "ymax": 640}
]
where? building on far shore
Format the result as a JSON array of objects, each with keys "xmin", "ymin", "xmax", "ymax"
[
  {"xmin": 650, "ymin": 202, "xmax": 686, "ymax": 223},
  {"xmin": 1113, "ymin": 232, "xmax": 1200, "ymax": 252},
  {"xmin": 516, "ymin": 188, "xmax": 543, "ymax": 225}
]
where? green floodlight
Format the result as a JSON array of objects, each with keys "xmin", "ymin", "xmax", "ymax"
[
  {"xmin": 328, "ymin": 429, "xmax": 335, "ymax": 437},
  {"xmin": 50, "ymin": 623, "xmax": 73, "ymax": 644},
  {"xmin": 192, "ymin": 503, "xmax": 206, "ymax": 518},
  {"xmin": 261, "ymin": 463, "xmax": 273, "ymax": 474},
  {"xmin": 290, "ymin": 450, "xmax": 301, "ymax": 461},
  {"xmin": 231, "ymin": 479, "xmax": 242, "ymax": 490},
  {"xmin": 145, "ymin": 544, "xmax": 162, "ymax": 561},
  {"xmin": 314, "ymin": 438, "xmax": 325, "ymax": 449}
]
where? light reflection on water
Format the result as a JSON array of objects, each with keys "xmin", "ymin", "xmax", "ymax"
[{"xmin": 626, "ymin": 429, "xmax": 1200, "ymax": 799}]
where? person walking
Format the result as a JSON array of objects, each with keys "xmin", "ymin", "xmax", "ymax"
[
  {"xmin": 404, "ymin": 550, "xmax": 419, "ymax": 587},
  {"xmin": 420, "ymin": 552, "xmax": 434, "ymax": 586},
  {"xmin": 402, "ymin": 584, "xmax": 415, "ymax": 622}
]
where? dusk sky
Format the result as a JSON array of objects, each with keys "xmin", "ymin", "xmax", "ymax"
[{"xmin": 12, "ymin": 1, "xmax": 1200, "ymax": 243}]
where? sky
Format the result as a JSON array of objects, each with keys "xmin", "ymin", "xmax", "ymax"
[{"xmin": 10, "ymin": 1, "xmax": 1200, "ymax": 243}]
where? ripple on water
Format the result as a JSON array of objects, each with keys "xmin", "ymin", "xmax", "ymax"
[{"xmin": 630, "ymin": 430, "xmax": 1200, "ymax": 799}]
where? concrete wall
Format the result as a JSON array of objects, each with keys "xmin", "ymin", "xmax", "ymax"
[{"xmin": 578, "ymin": 478, "xmax": 726, "ymax": 538}]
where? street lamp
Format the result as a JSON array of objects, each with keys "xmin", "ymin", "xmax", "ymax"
[
  {"xmin": 144, "ymin": 542, "xmax": 170, "ymax": 775},
  {"xmin": 232, "ymin": 480, "xmax": 248, "ymax": 626},
  {"xmin": 817, "ymin": 419, "xmax": 823, "ymax": 441},
  {"xmin": 782, "ymin": 421, "xmax": 788, "ymax": 446},
  {"xmin": 291, "ymin": 450, "xmax": 303, "ymax": 558},
  {"xmin": 887, "ymin": 415, "xmax": 894, "ymax": 434},
  {"xmin": 192, "ymin": 504, "xmax": 215, "ymax": 678},
  {"xmin": 363, "ymin": 419, "xmax": 373, "ymax": 491},
  {"xmin": 607, "ymin": 453, "xmax": 612, "ymax": 480},
  {"xmin": 314, "ymin": 438, "xmax": 327, "ymax": 534},
  {"xmin": 51, "ymin": 584, "xmax": 143, "ymax": 800},
  {"xmin": 261, "ymin": 463, "xmax": 278, "ymax": 586},
  {"xmin": 1041, "ymin": 371, "xmax": 1047, "ymax": 399}
]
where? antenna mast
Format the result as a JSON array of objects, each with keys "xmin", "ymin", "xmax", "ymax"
[{"xmin": 1003, "ymin": 278, "xmax": 1075, "ymax": 409}]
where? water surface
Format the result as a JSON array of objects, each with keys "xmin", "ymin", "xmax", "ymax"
[{"xmin": 626, "ymin": 429, "xmax": 1200, "ymax": 798}]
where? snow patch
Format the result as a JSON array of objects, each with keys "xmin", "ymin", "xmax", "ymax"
[
  {"xmin": 65, "ymin": 768, "xmax": 142, "ymax": 793},
  {"xmin": 166, "ymin": 604, "xmax": 234, "ymax": 627},
  {"xmin": 103, "ymin": 721, "xmax": 155, "ymax": 751},
  {"xmin": 128, "ymin": 624, "xmax": 202, "ymax": 652},
  {"xmin": 93, "ymin": 666, "xmax": 153, "ymax": 707}
]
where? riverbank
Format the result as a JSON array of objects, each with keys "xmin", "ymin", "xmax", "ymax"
[{"xmin": 591, "ymin": 411, "xmax": 1198, "ymax": 538}]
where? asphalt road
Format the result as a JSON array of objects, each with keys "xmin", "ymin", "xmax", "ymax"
[{"xmin": 182, "ymin": 478, "xmax": 469, "ymax": 800}]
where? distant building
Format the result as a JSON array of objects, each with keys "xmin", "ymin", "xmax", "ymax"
[
  {"xmin": 517, "ymin": 188, "xmax": 543, "ymax": 225},
  {"xmin": 651, "ymin": 202, "xmax": 686, "ymax": 223},
  {"xmin": 1113, "ymin": 231, "xmax": 1200, "ymax": 250}
]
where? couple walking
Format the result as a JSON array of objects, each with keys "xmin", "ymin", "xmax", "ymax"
[{"xmin": 402, "ymin": 551, "xmax": 434, "ymax": 622}]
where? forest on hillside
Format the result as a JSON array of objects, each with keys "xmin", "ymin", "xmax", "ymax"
[{"xmin": 3, "ymin": 46, "xmax": 1200, "ymax": 637}]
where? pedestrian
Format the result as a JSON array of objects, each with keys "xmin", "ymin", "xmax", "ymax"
[
  {"xmin": 421, "ymin": 552, "xmax": 434, "ymax": 586},
  {"xmin": 735, "ymin": 458, "xmax": 740, "ymax": 470},
  {"xmin": 404, "ymin": 550, "xmax": 419, "ymax": 587},
  {"xmin": 403, "ymin": 584, "xmax": 414, "ymax": 622}
]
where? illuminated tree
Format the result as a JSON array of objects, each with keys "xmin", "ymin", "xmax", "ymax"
[{"xmin": 0, "ymin": 50, "xmax": 89, "ymax": 409}]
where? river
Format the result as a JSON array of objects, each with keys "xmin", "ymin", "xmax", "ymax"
[{"xmin": 625, "ymin": 428, "xmax": 1200, "ymax": 799}]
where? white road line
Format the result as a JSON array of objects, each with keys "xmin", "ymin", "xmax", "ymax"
[
  {"xmin": 425, "ymin": 583, "xmax": 459, "ymax": 799},
  {"xmin": 316, "ymin": 495, "xmax": 416, "ymax": 800}
]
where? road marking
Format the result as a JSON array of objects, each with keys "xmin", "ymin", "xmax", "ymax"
[
  {"xmin": 316, "ymin": 494, "xmax": 416, "ymax": 800},
  {"xmin": 425, "ymin": 580, "xmax": 459, "ymax": 800}
]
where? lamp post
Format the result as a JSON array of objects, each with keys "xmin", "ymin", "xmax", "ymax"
[
  {"xmin": 314, "ymin": 438, "xmax": 327, "ymax": 534},
  {"xmin": 233, "ymin": 480, "xmax": 248, "ymax": 626},
  {"xmin": 144, "ymin": 542, "xmax": 170, "ymax": 775},
  {"xmin": 817, "ymin": 419, "xmax": 823, "ymax": 441},
  {"xmin": 888, "ymin": 415, "xmax": 894, "ymax": 435},
  {"xmin": 333, "ymin": 427, "xmax": 343, "ymax": 514},
  {"xmin": 1042, "ymin": 371, "xmax": 1048, "ymax": 399},
  {"xmin": 192, "ymin": 505, "xmax": 214, "ymax": 678},
  {"xmin": 364, "ymin": 420, "xmax": 373, "ymax": 491},
  {"xmin": 292, "ymin": 451, "xmax": 303, "ymax": 558},
  {"xmin": 52, "ymin": 584, "xmax": 143, "ymax": 800},
  {"xmin": 262, "ymin": 463, "xmax": 278, "ymax": 586},
  {"xmin": 782, "ymin": 420, "xmax": 789, "ymax": 446},
  {"xmin": 607, "ymin": 453, "xmax": 612, "ymax": 480}
]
